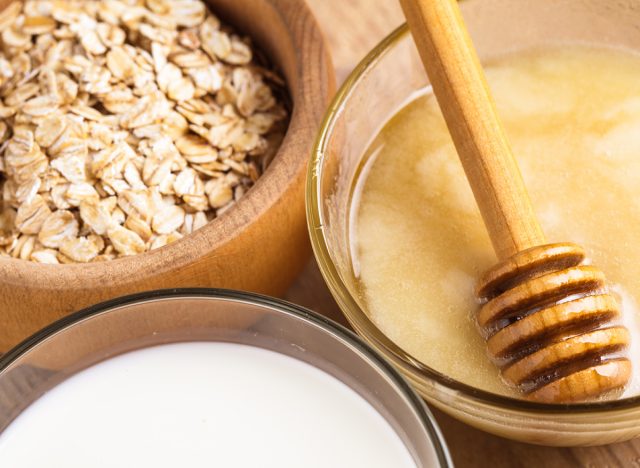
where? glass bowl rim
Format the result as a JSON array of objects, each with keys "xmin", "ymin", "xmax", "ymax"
[
  {"xmin": 306, "ymin": 22, "xmax": 640, "ymax": 414},
  {"xmin": 0, "ymin": 287, "xmax": 453, "ymax": 468}
]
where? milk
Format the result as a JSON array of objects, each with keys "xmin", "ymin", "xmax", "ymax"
[{"xmin": 0, "ymin": 342, "xmax": 416, "ymax": 468}]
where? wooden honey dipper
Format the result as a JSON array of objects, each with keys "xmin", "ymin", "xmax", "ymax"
[{"xmin": 399, "ymin": 0, "xmax": 632, "ymax": 402}]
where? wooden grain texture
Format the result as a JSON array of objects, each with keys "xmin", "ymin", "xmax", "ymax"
[
  {"xmin": 299, "ymin": 0, "xmax": 640, "ymax": 465},
  {"xmin": 0, "ymin": 0, "xmax": 335, "ymax": 352}
]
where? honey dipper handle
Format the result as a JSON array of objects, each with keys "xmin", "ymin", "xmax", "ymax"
[{"xmin": 399, "ymin": 0, "xmax": 545, "ymax": 260}]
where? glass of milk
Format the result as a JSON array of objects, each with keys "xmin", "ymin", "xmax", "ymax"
[{"xmin": 0, "ymin": 289, "xmax": 451, "ymax": 468}]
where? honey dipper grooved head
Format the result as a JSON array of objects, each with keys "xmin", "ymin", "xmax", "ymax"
[{"xmin": 476, "ymin": 243, "xmax": 631, "ymax": 403}]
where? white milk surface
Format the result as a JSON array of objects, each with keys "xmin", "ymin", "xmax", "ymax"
[{"xmin": 0, "ymin": 342, "xmax": 416, "ymax": 468}]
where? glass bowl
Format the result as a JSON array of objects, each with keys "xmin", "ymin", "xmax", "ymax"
[
  {"xmin": 0, "ymin": 289, "xmax": 452, "ymax": 467},
  {"xmin": 307, "ymin": 0, "xmax": 640, "ymax": 446}
]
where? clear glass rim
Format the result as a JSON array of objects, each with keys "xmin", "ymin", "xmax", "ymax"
[
  {"xmin": 306, "ymin": 22, "xmax": 640, "ymax": 414},
  {"xmin": 0, "ymin": 287, "xmax": 453, "ymax": 468}
]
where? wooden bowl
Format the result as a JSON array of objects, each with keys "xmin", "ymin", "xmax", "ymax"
[{"xmin": 0, "ymin": 0, "xmax": 335, "ymax": 352}]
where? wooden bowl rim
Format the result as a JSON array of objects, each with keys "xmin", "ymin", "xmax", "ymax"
[{"xmin": 0, "ymin": 0, "xmax": 333, "ymax": 286}]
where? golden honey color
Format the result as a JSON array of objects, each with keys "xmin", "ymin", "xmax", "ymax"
[{"xmin": 352, "ymin": 46, "xmax": 640, "ymax": 397}]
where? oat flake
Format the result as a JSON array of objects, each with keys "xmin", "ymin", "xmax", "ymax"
[{"xmin": 0, "ymin": 0, "xmax": 288, "ymax": 262}]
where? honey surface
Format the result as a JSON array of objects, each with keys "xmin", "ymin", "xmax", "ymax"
[{"xmin": 352, "ymin": 47, "xmax": 640, "ymax": 397}]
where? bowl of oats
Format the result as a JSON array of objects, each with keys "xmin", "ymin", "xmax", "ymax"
[{"xmin": 0, "ymin": 0, "xmax": 334, "ymax": 351}]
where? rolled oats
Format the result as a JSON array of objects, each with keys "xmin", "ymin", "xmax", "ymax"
[
  {"xmin": 107, "ymin": 224, "xmax": 145, "ymax": 256},
  {"xmin": 0, "ymin": 0, "xmax": 287, "ymax": 263},
  {"xmin": 30, "ymin": 248, "xmax": 60, "ymax": 264}
]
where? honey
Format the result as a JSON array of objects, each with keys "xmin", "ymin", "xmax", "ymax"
[{"xmin": 351, "ymin": 46, "xmax": 640, "ymax": 397}]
